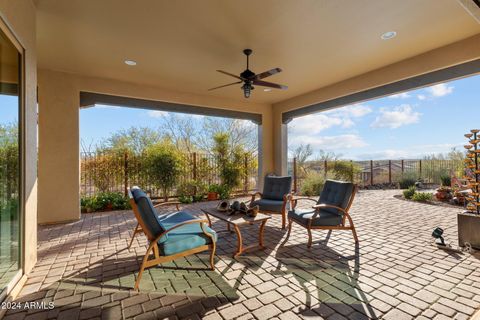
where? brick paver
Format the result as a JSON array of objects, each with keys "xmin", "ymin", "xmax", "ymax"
[{"xmin": 3, "ymin": 190, "xmax": 480, "ymax": 319}]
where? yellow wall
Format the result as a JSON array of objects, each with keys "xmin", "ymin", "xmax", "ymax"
[
  {"xmin": 37, "ymin": 69, "xmax": 274, "ymax": 223},
  {"xmin": 0, "ymin": 0, "xmax": 37, "ymax": 276}
]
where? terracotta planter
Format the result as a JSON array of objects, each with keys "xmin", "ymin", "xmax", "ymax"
[{"xmin": 207, "ymin": 192, "xmax": 219, "ymax": 201}]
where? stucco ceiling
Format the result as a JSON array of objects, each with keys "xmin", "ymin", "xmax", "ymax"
[{"xmin": 35, "ymin": 0, "xmax": 480, "ymax": 104}]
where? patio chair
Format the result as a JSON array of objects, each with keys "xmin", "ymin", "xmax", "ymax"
[
  {"xmin": 282, "ymin": 180, "xmax": 358, "ymax": 248},
  {"xmin": 249, "ymin": 176, "xmax": 293, "ymax": 229},
  {"xmin": 129, "ymin": 187, "xmax": 217, "ymax": 290}
]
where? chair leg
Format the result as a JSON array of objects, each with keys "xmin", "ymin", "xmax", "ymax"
[
  {"xmin": 281, "ymin": 209, "xmax": 286, "ymax": 230},
  {"xmin": 307, "ymin": 227, "xmax": 313, "ymax": 248},
  {"xmin": 128, "ymin": 223, "xmax": 140, "ymax": 249},
  {"xmin": 351, "ymin": 225, "xmax": 359, "ymax": 243},
  {"xmin": 281, "ymin": 219, "xmax": 293, "ymax": 246},
  {"xmin": 209, "ymin": 242, "xmax": 216, "ymax": 270},
  {"xmin": 134, "ymin": 251, "xmax": 150, "ymax": 290}
]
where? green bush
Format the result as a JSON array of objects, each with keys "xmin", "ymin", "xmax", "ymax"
[
  {"xmin": 403, "ymin": 186, "xmax": 416, "ymax": 200},
  {"xmin": 412, "ymin": 192, "xmax": 433, "ymax": 202},
  {"xmin": 326, "ymin": 160, "xmax": 361, "ymax": 182},
  {"xmin": 178, "ymin": 195, "xmax": 193, "ymax": 204},
  {"xmin": 399, "ymin": 173, "xmax": 417, "ymax": 189},
  {"xmin": 440, "ymin": 174, "xmax": 451, "ymax": 187},
  {"xmin": 81, "ymin": 192, "xmax": 130, "ymax": 212},
  {"xmin": 144, "ymin": 141, "xmax": 183, "ymax": 201},
  {"xmin": 301, "ymin": 172, "xmax": 325, "ymax": 196}
]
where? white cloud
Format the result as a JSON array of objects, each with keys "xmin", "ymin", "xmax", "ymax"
[
  {"xmin": 289, "ymin": 113, "xmax": 348, "ymax": 135},
  {"xmin": 388, "ymin": 92, "xmax": 411, "ymax": 99},
  {"xmin": 354, "ymin": 143, "xmax": 463, "ymax": 160},
  {"xmin": 417, "ymin": 94, "xmax": 426, "ymax": 101},
  {"xmin": 289, "ymin": 134, "xmax": 368, "ymax": 151},
  {"xmin": 147, "ymin": 110, "xmax": 167, "ymax": 118},
  {"xmin": 427, "ymin": 83, "xmax": 454, "ymax": 97},
  {"xmin": 370, "ymin": 104, "xmax": 421, "ymax": 129}
]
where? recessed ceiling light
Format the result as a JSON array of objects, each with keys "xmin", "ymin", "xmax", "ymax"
[
  {"xmin": 381, "ymin": 31, "xmax": 397, "ymax": 40},
  {"xmin": 263, "ymin": 88, "xmax": 272, "ymax": 92},
  {"xmin": 124, "ymin": 60, "xmax": 137, "ymax": 66}
]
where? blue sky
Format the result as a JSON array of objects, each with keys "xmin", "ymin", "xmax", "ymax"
[
  {"xmin": 289, "ymin": 75, "xmax": 480, "ymax": 160},
  {"xmin": 1, "ymin": 75, "xmax": 479, "ymax": 160}
]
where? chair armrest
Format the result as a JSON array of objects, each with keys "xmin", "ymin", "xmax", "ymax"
[
  {"xmin": 312, "ymin": 203, "xmax": 347, "ymax": 214},
  {"xmin": 154, "ymin": 201, "xmax": 182, "ymax": 211},
  {"xmin": 288, "ymin": 195, "xmax": 317, "ymax": 209},
  {"xmin": 249, "ymin": 192, "xmax": 263, "ymax": 204}
]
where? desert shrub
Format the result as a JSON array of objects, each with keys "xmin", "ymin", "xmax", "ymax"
[
  {"xmin": 440, "ymin": 174, "xmax": 451, "ymax": 187},
  {"xmin": 213, "ymin": 133, "xmax": 244, "ymax": 191},
  {"xmin": 326, "ymin": 160, "xmax": 361, "ymax": 182},
  {"xmin": 81, "ymin": 192, "xmax": 130, "ymax": 212},
  {"xmin": 399, "ymin": 173, "xmax": 417, "ymax": 189},
  {"xmin": 403, "ymin": 186, "xmax": 416, "ymax": 200},
  {"xmin": 177, "ymin": 180, "xmax": 207, "ymax": 203},
  {"xmin": 412, "ymin": 192, "xmax": 433, "ymax": 202},
  {"xmin": 301, "ymin": 172, "xmax": 325, "ymax": 196},
  {"xmin": 144, "ymin": 141, "xmax": 183, "ymax": 201}
]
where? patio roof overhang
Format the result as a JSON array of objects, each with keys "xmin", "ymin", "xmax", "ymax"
[{"xmin": 32, "ymin": 0, "xmax": 480, "ymax": 224}]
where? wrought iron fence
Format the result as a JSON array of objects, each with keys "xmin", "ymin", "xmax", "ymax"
[
  {"xmin": 81, "ymin": 151, "xmax": 258, "ymax": 198},
  {"xmin": 288, "ymin": 158, "xmax": 463, "ymax": 193}
]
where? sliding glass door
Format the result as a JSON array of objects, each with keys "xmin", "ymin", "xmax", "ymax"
[{"xmin": 0, "ymin": 27, "xmax": 21, "ymax": 294}]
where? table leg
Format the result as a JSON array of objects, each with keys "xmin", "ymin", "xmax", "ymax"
[{"xmin": 233, "ymin": 224, "xmax": 243, "ymax": 258}]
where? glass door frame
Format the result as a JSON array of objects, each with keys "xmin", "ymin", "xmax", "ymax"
[{"xmin": 0, "ymin": 16, "xmax": 26, "ymax": 300}]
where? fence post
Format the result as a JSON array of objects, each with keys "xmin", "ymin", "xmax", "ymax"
[
  {"xmin": 401, "ymin": 159, "xmax": 404, "ymax": 174},
  {"xmin": 293, "ymin": 157, "xmax": 298, "ymax": 193},
  {"xmin": 419, "ymin": 160, "xmax": 422, "ymax": 178},
  {"xmin": 350, "ymin": 160, "xmax": 354, "ymax": 182},
  {"xmin": 370, "ymin": 160, "xmax": 374, "ymax": 185},
  {"xmin": 124, "ymin": 152, "xmax": 128, "ymax": 197},
  {"xmin": 193, "ymin": 152, "xmax": 197, "ymax": 195},
  {"xmin": 324, "ymin": 160, "xmax": 327, "ymax": 179},
  {"xmin": 388, "ymin": 160, "xmax": 392, "ymax": 184},
  {"xmin": 244, "ymin": 154, "xmax": 248, "ymax": 194}
]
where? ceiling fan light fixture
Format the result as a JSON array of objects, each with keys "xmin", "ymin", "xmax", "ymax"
[{"xmin": 242, "ymin": 83, "xmax": 253, "ymax": 98}]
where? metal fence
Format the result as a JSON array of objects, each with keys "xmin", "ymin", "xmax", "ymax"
[
  {"xmin": 288, "ymin": 158, "xmax": 463, "ymax": 192},
  {"xmin": 81, "ymin": 152, "xmax": 258, "ymax": 198}
]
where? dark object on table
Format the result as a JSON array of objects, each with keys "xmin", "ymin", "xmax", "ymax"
[
  {"xmin": 216, "ymin": 200, "xmax": 230, "ymax": 212},
  {"xmin": 246, "ymin": 205, "xmax": 259, "ymax": 217}
]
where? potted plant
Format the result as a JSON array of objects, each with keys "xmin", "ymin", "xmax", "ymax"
[
  {"xmin": 435, "ymin": 186, "xmax": 452, "ymax": 201},
  {"xmin": 207, "ymin": 184, "xmax": 220, "ymax": 201}
]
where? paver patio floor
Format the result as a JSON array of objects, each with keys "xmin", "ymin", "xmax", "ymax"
[{"xmin": 3, "ymin": 190, "xmax": 480, "ymax": 320}]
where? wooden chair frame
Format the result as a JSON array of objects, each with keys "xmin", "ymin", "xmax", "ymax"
[
  {"xmin": 282, "ymin": 185, "xmax": 358, "ymax": 248},
  {"xmin": 250, "ymin": 192, "xmax": 292, "ymax": 229},
  {"xmin": 128, "ymin": 201, "xmax": 181, "ymax": 249},
  {"xmin": 128, "ymin": 193, "xmax": 216, "ymax": 290}
]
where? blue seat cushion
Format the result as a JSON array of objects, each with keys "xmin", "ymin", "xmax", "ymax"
[
  {"xmin": 318, "ymin": 180, "xmax": 354, "ymax": 215},
  {"xmin": 131, "ymin": 187, "xmax": 166, "ymax": 238},
  {"xmin": 251, "ymin": 199, "xmax": 284, "ymax": 213},
  {"xmin": 288, "ymin": 209, "xmax": 343, "ymax": 226},
  {"xmin": 262, "ymin": 176, "xmax": 292, "ymax": 201},
  {"xmin": 157, "ymin": 211, "xmax": 217, "ymax": 256}
]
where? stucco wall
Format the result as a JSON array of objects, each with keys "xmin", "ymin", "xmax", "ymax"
[
  {"xmin": 0, "ymin": 0, "xmax": 37, "ymax": 275},
  {"xmin": 37, "ymin": 69, "xmax": 274, "ymax": 223}
]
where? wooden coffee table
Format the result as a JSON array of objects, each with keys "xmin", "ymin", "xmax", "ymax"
[{"xmin": 202, "ymin": 207, "xmax": 271, "ymax": 258}]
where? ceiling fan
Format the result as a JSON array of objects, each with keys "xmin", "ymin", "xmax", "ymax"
[{"xmin": 209, "ymin": 49, "xmax": 288, "ymax": 98}]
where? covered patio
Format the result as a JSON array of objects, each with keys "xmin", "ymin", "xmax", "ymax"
[
  {"xmin": 1, "ymin": 0, "xmax": 480, "ymax": 319},
  {"xmin": 5, "ymin": 190, "xmax": 480, "ymax": 320}
]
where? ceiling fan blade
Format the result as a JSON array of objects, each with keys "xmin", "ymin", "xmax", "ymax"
[
  {"xmin": 252, "ymin": 79, "xmax": 288, "ymax": 90},
  {"xmin": 255, "ymin": 68, "xmax": 282, "ymax": 80},
  {"xmin": 208, "ymin": 81, "xmax": 242, "ymax": 91},
  {"xmin": 216, "ymin": 70, "xmax": 244, "ymax": 80}
]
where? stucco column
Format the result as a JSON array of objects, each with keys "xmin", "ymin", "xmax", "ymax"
[
  {"xmin": 273, "ymin": 111, "xmax": 288, "ymax": 176},
  {"xmin": 38, "ymin": 70, "xmax": 80, "ymax": 223}
]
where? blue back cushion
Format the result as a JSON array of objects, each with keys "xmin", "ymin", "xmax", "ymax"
[
  {"xmin": 131, "ymin": 188, "xmax": 165, "ymax": 238},
  {"xmin": 262, "ymin": 176, "xmax": 292, "ymax": 201},
  {"xmin": 318, "ymin": 180, "xmax": 354, "ymax": 215}
]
